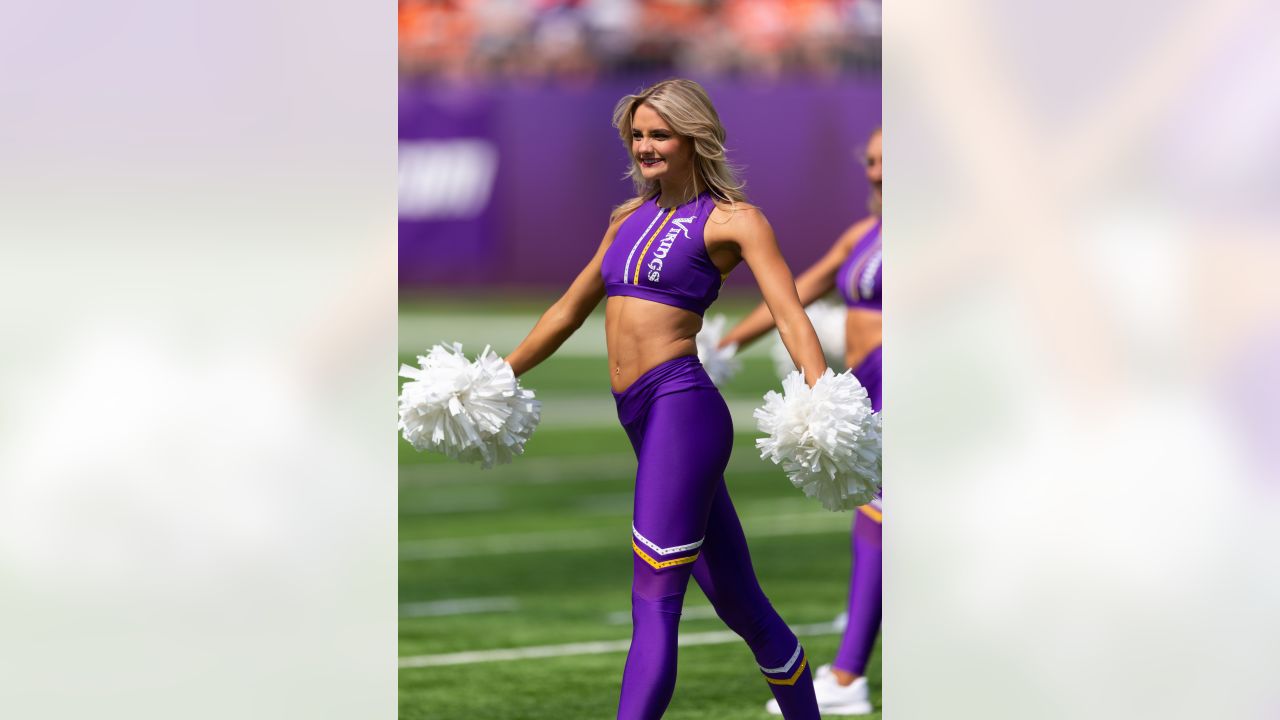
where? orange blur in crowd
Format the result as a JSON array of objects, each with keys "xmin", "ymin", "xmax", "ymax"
[{"xmin": 398, "ymin": 0, "xmax": 881, "ymax": 81}]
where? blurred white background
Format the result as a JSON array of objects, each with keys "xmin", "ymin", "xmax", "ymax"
[
  {"xmin": 0, "ymin": 0, "xmax": 396, "ymax": 717},
  {"xmin": 890, "ymin": 0, "xmax": 1280, "ymax": 717}
]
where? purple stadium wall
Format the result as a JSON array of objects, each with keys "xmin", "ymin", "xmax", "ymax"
[{"xmin": 400, "ymin": 77, "xmax": 881, "ymax": 291}]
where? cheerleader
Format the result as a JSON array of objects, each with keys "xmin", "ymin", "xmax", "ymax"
[
  {"xmin": 721, "ymin": 128, "xmax": 882, "ymax": 716},
  {"xmin": 503, "ymin": 80, "xmax": 828, "ymax": 719}
]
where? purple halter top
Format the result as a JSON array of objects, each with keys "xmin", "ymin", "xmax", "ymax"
[
  {"xmin": 601, "ymin": 192, "xmax": 722, "ymax": 316},
  {"xmin": 836, "ymin": 218, "xmax": 882, "ymax": 311}
]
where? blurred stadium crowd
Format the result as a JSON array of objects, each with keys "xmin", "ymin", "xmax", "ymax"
[{"xmin": 400, "ymin": 0, "xmax": 882, "ymax": 81}]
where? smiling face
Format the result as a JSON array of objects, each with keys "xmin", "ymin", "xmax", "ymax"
[
  {"xmin": 631, "ymin": 103, "xmax": 694, "ymax": 188},
  {"xmin": 864, "ymin": 130, "xmax": 882, "ymax": 204}
]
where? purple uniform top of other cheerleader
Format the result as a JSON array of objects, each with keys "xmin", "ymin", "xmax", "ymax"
[
  {"xmin": 601, "ymin": 191, "xmax": 723, "ymax": 316},
  {"xmin": 836, "ymin": 219, "xmax": 882, "ymax": 311}
]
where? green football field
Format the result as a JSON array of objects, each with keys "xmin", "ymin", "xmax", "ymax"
[{"xmin": 399, "ymin": 298, "xmax": 881, "ymax": 719}]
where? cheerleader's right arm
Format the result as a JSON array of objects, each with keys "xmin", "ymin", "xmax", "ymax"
[{"xmin": 504, "ymin": 220, "xmax": 619, "ymax": 377}]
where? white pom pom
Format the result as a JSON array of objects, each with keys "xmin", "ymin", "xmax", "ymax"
[
  {"xmin": 397, "ymin": 342, "xmax": 542, "ymax": 468},
  {"xmin": 696, "ymin": 314, "xmax": 741, "ymax": 386},
  {"xmin": 771, "ymin": 300, "xmax": 848, "ymax": 379},
  {"xmin": 754, "ymin": 369, "xmax": 881, "ymax": 511}
]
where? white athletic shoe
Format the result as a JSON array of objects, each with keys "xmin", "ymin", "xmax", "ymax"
[{"xmin": 764, "ymin": 664, "xmax": 873, "ymax": 716}]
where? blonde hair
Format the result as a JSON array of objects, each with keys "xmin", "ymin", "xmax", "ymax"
[
  {"xmin": 609, "ymin": 79, "xmax": 748, "ymax": 224},
  {"xmin": 865, "ymin": 126, "xmax": 882, "ymax": 217}
]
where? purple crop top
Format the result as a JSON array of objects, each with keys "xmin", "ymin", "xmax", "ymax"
[
  {"xmin": 601, "ymin": 192, "xmax": 723, "ymax": 316},
  {"xmin": 836, "ymin": 219, "xmax": 881, "ymax": 311}
]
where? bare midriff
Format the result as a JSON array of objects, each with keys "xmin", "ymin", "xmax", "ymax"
[
  {"xmin": 606, "ymin": 296, "xmax": 702, "ymax": 392},
  {"xmin": 844, "ymin": 307, "xmax": 882, "ymax": 370}
]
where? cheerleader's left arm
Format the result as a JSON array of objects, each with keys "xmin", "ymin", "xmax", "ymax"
[{"xmin": 722, "ymin": 207, "xmax": 829, "ymax": 386}]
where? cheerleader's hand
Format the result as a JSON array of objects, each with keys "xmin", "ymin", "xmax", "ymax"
[
  {"xmin": 696, "ymin": 314, "xmax": 741, "ymax": 386},
  {"xmin": 754, "ymin": 369, "xmax": 881, "ymax": 511},
  {"xmin": 398, "ymin": 342, "xmax": 541, "ymax": 469}
]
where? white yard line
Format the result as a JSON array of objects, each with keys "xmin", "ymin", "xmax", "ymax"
[
  {"xmin": 400, "ymin": 491, "xmax": 508, "ymax": 514},
  {"xmin": 395, "ymin": 393, "xmax": 761, "ymax": 432},
  {"xmin": 399, "ymin": 315, "xmax": 609, "ymax": 357},
  {"xmin": 398, "ymin": 621, "xmax": 840, "ymax": 669},
  {"xmin": 399, "ymin": 453, "xmax": 637, "ymax": 486},
  {"xmin": 400, "ymin": 597, "xmax": 520, "ymax": 618},
  {"xmin": 400, "ymin": 448, "xmax": 787, "ymax": 486},
  {"xmin": 400, "ymin": 513, "xmax": 849, "ymax": 561},
  {"xmin": 534, "ymin": 396, "xmax": 763, "ymax": 430}
]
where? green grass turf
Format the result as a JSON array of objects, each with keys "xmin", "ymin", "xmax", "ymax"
[{"xmin": 399, "ymin": 306, "xmax": 881, "ymax": 718}]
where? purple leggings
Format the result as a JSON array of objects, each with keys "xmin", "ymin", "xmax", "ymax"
[
  {"xmin": 613, "ymin": 356, "xmax": 819, "ymax": 720},
  {"xmin": 833, "ymin": 510, "xmax": 882, "ymax": 675},
  {"xmin": 833, "ymin": 345, "xmax": 883, "ymax": 677}
]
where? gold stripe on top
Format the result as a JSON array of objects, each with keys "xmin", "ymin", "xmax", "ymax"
[
  {"xmin": 632, "ymin": 208, "xmax": 677, "ymax": 285},
  {"xmin": 632, "ymin": 540, "xmax": 699, "ymax": 570},
  {"xmin": 764, "ymin": 657, "xmax": 809, "ymax": 686},
  {"xmin": 858, "ymin": 505, "xmax": 882, "ymax": 523}
]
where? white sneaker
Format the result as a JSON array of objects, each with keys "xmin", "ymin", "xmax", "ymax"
[{"xmin": 764, "ymin": 664, "xmax": 873, "ymax": 716}]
